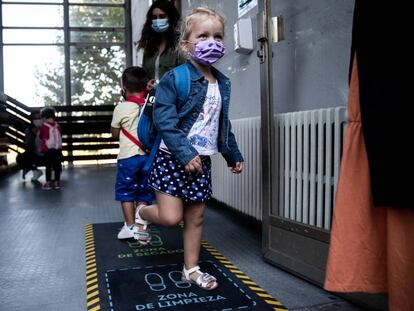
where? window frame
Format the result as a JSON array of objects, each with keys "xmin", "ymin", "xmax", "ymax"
[{"xmin": 0, "ymin": 0, "xmax": 132, "ymax": 104}]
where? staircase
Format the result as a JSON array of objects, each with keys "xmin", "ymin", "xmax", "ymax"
[
  {"xmin": 0, "ymin": 96, "xmax": 13, "ymax": 173},
  {"xmin": 0, "ymin": 92, "xmax": 119, "ymax": 165}
]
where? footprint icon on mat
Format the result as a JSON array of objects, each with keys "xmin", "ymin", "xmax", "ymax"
[
  {"xmin": 149, "ymin": 234, "xmax": 163, "ymax": 247},
  {"xmin": 144, "ymin": 273, "xmax": 166, "ymax": 291},
  {"xmin": 168, "ymin": 271, "xmax": 192, "ymax": 289}
]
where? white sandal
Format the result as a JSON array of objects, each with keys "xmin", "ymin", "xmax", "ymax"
[
  {"xmin": 181, "ymin": 265, "xmax": 218, "ymax": 290},
  {"xmin": 134, "ymin": 204, "xmax": 151, "ymax": 245}
]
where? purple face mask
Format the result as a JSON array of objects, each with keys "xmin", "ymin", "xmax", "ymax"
[{"xmin": 192, "ymin": 39, "xmax": 225, "ymax": 65}]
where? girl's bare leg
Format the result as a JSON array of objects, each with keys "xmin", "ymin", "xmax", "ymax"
[
  {"xmin": 183, "ymin": 202, "xmax": 210, "ymax": 284},
  {"xmin": 139, "ymin": 191, "xmax": 183, "ymax": 226}
]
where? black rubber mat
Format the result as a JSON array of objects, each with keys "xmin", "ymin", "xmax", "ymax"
[{"xmin": 85, "ymin": 223, "xmax": 287, "ymax": 311}]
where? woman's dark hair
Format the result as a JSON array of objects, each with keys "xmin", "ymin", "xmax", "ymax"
[
  {"xmin": 138, "ymin": 0, "xmax": 180, "ymax": 56},
  {"xmin": 40, "ymin": 107, "xmax": 56, "ymax": 119},
  {"xmin": 122, "ymin": 66, "xmax": 149, "ymax": 93}
]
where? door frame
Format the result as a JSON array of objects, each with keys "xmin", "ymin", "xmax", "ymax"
[{"xmin": 258, "ymin": 0, "xmax": 330, "ymax": 286}]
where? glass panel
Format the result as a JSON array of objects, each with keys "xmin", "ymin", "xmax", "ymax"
[
  {"xmin": 269, "ymin": 1, "xmax": 353, "ymax": 218},
  {"xmin": 69, "ymin": 0, "xmax": 123, "ymax": 3},
  {"xmin": 5, "ymin": 0, "xmax": 62, "ymax": 2},
  {"xmin": 4, "ymin": 46, "xmax": 65, "ymax": 107},
  {"xmin": 3, "ymin": 29, "xmax": 64, "ymax": 44},
  {"xmin": 70, "ymin": 30, "xmax": 124, "ymax": 43},
  {"xmin": 70, "ymin": 45, "xmax": 125, "ymax": 105},
  {"xmin": 69, "ymin": 5, "xmax": 124, "ymax": 27},
  {"xmin": 2, "ymin": 4, "xmax": 63, "ymax": 27}
]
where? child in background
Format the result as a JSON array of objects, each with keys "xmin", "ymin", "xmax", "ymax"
[
  {"xmin": 39, "ymin": 107, "xmax": 62, "ymax": 190},
  {"xmin": 17, "ymin": 110, "xmax": 44, "ymax": 181},
  {"xmin": 111, "ymin": 66, "xmax": 155, "ymax": 240},
  {"xmin": 135, "ymin": 7, "xmax": 244, "ymax": 290}
]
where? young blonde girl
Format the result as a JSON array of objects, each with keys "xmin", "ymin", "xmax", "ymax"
[{"xmin": 135, "ymin": 7, "xmax": 244, "ymax": 290}]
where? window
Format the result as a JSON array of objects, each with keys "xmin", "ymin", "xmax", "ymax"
[{"xmin": 1, "ymin": 0, "xmax": 130, "ymax": 107}]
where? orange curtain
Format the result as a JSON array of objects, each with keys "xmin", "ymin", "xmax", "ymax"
[{"xmin": 324, "ymin": 56, "xmax": 414, "ymax": 311}]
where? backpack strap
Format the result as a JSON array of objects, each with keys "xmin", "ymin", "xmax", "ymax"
[
  {"xmin": 142, "ymin": 135, "xmax": 161, "ymax": 173},
  {"xmin": 120, "ymin": 127, "xmax": 145, "ymax": 150},
  {"xmin": 173, "ymin": 64, "xmax": 191, "ymax": 104},
  {"xmin": 43, "ymin": 122, "xmax": 54, "ymax": 129},
  {"xmin": 142, "ymin": 64, "xmax": 191, "ymax": 173},
  {"xmin": 120, "ymin": 95, "xmax": 146, "ymax": 150}
]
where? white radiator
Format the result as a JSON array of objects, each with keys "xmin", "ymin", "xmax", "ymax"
[
  {"xmin": 275, "ymin": 107, "xmax": 347, "ymax": 230},
  {"xmin": 211, "ymin": 107, "xmax": 347, "ymax": 228},
  {"xmin": 211, "ymin": 117, "xmax": 262, "ymax": 220}
]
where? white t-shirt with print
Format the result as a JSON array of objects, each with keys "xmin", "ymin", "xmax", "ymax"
[
  {"xmin": 187, "ymin": 82, "xmax": 222, "ymax": 155},
  {"xmin": 160, "ymin": 83, "xmax": 222, "ymax": 155},
  {"xmin": 159, "ymin": 83, "xmax": 222, "ymax": 156}
]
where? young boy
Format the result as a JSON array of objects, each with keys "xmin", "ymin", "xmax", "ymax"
[
  {"xmin": 39, "ymin": 107, "xmax": 63, "ymax": 190},
  {"xmin": 111, "ymin": 66, "xmax": 155, "ymax": 240}
]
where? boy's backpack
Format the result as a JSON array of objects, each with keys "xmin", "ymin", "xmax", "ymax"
[
  {"xmin": 137, "ymin": 88, "xmax": 157, "ymax": 152},
  {"xmin": 138, "ymin": 64, "xmax": 191, "ymax": 172},
  {"xmin": 44, "ymin": 122, "xmax": 62, "ymax": 150}
]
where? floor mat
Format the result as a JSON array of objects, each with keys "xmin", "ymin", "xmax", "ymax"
[{"xmin": 85, "ymin": 223, "xmax": 287, "ymax": 311}]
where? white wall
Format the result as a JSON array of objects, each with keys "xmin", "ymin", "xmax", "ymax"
[
  {"xmin": 130, "ymin": 0, "xmax": 354, "ymax": 117},
  {"xmin": 130, "ymin": 0, "xmax": 261, "ymax": 120},
  {"xmin": 131, "ymin": 0, "xmax": 152, "ymax": 66},
  {"xmin": 180, "ymin": 1, "xmax": 261, "ymax": 120}
]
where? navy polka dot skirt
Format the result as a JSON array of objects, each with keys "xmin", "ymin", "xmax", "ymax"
[{"xmin": 149, "ymin": 150, "xmax": 212, "ymax": 202}]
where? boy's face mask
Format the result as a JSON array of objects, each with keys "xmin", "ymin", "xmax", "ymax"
[
  {"xmin": 151, "ymin": 18, "xmax": 169, "ymax": 33},
  {"xmin": 191, "ymin": 39, "xmax": 226, "ymax": 66}
]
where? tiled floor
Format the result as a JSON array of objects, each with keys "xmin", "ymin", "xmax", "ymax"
[{"xmin": 0, "ymin": 165, "xmax": 363, "ymax": 311}]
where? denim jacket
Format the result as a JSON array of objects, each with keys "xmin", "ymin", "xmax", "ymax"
[{"xmin": 153, "ymin": 61, "xmax": 244, "ymax": 166}]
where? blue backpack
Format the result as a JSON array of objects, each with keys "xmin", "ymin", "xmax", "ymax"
[{"xmin": 138, "ymin": 64, "xmax": 191, "ymax": 172}]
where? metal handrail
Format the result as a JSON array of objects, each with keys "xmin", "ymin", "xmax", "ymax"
[{"xmin": 0, "ymin": 92, "xmax": 118, "ymax": 163}]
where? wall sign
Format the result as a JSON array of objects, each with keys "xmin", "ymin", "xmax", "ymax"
[{"xmin": 238, "ymin": 0, "xmax": 257, "ymax": 18}]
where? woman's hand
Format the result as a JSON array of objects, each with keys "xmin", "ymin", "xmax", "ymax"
[
  {"xmin": 185, "ymin": 155, "xmax": 203, "ymax": 174},
  {"xmin": 230, "ymin": 162, "xmax": 243, "ymax": 174}
]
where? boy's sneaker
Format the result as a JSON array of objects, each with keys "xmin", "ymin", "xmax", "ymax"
[
  {"xmin": 31, "ymin": 169, "xmax": 43, "ymax": 181},
  {"xmin": 53, "ymin": 181, "xmax": 61, "ymax": 189},
  {"xmin": 42, "ymin": 182, "xmax": 53, "ymax": 190},
  {"xmin": 117, "ymin": 223, "xmax": 135, "ymax": 240}
]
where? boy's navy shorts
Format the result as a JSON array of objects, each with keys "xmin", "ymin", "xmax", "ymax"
[{"xmin": 115, "ymin": 155, "xmax": 155, "ymax": 203}]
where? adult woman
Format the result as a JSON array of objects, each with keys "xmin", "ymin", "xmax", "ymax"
[{"xmin": 137, "ymin": 0, "xmax": 183, "ymax": 82}]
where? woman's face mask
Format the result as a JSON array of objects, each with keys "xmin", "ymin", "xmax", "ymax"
[
  {"xmin": 191, "ymin": 39, "xmax": 226, "ymax": 66},
  {"xmin": 151, "ymin": 18, "xmax": 169, "ymax": 33}
]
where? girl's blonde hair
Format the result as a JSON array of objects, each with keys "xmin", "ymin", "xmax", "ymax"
[{"xmin": 179, "ymin": 7, "xmax": 226, "ymax": 50}]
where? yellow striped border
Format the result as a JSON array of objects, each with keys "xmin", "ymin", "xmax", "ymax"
[
  {"xmin": 201, "ymin": 240, "xmax": 288, "ymax": 311},
  {"xmin": 85, "ymin": 224, "xmax": 101, "ymax": 311}
]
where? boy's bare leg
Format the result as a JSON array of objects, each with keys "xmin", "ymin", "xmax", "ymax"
[{"xmin": 121, "ymin": 202, "xmax": 135, "ymax": 226}]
